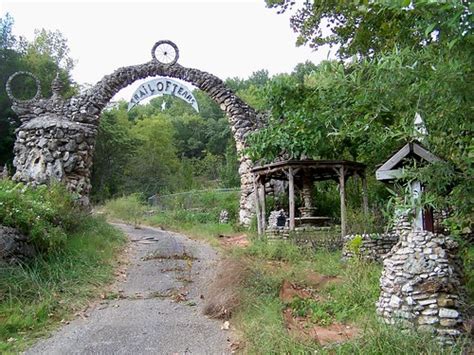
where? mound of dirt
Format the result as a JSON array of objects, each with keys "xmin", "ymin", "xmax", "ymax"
[
  {"xmin": 304, "ymin": 271, "xmax": 342, "ymax": 289},
  {"xmin": 279, "ymin": 280, "xmax": 313, "ymax": 303}
]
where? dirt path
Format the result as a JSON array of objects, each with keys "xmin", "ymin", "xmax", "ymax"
[{"xmin": 27, "ymin": 223, "xmax": 231, "ymax": 354}]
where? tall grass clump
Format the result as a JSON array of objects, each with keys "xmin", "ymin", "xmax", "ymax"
[
  {"xmin": 237, "ymin": 238, "xmax": 308, "ymax": 263},
  {"xmin": 103, "ymin": 194, "xmax": 146, "ymax": 227},
  {"xmin": 151, "ymin": 189, "xmax": 240, "ymax": 223}
]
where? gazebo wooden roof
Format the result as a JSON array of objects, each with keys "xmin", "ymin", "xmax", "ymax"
[
  {"xmin": 251, "ymin": 159, "xmax": 368, "ymax": 237},
  {"xmin": 251, "ymin": 159, "xmax": 366, "ymax": 182}
]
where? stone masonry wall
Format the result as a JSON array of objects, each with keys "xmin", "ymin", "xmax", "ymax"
[
  {"xmin": 376, "ymin": 230, "xmax": 465, "ymax": 344},
  {"xmin": 342, "ymin": 214, "xmax": 412, "ymax": 262},
  {"xmin": 0, "ymin": 225, "xmax": 36, "ymax": 263},
  {"xmin": 342, "ymin": 232, "xmax": 399, "ymax": 262},
  {"xmin": 7, "ymin": 43, "xmax": 262, "ymax": 225}
]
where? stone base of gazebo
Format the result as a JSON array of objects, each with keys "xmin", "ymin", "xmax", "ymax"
[
  {"xmin": 266, "ymin": 226, "xmax": 342, "ymax": 251},
  {"xmin": 376, "ymin": 230, "xmax": 465, "ymax": 344}
]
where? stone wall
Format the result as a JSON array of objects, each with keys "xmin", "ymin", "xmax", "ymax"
[
  {"xmin": 7, "ymin": 42, "xmax": 262, "ymax": 225},
  {"xmin": 266, "ymin": 227, "xmax": 343, "ymax": 251},
  {"xmin": 376, "ymin": 230, "xmax": 465, "ymax": 344},
  {"xmin": 342, "ymin": 232, "xmax": 399, "ymax": 262},
  {"xmin": 342, "ymin": 214, "xmax": 412, "ymax": 262}
]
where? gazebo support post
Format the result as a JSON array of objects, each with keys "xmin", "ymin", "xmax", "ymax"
[
  {"xmin": 253, "ymin": 174, "xmax": 262, "ymax": 235},
  {"xmin": 260, "ymin": 178, "xmax": 266, "ymax": 232},
  {"xmin": 338, "ymin": 166, "xmax": 347, "ymax": 238},
  {"xmin": 288, "ymin": 167, "xmax": 295, "ymax": 231},
  {"xmin": 361, "ymin": 174, "xmax": 369, "ymax": 215}
]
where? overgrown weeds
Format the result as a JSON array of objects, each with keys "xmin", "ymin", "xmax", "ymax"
[
  {"xmin": 102, "ymin": 192, "xmax": 239, "ymax": 246},
  {"xmin": 102, "ymin": 194, "xmax": 146, "ymax": 227}
]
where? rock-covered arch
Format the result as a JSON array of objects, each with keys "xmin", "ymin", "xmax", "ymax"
[{"xmin": 7, "ymin": 41, "xmax": 260, "ymax": 225}]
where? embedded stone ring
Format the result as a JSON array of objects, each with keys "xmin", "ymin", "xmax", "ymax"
[{"xmin": 6, "ymin": 71, "xmax": 42, "ymax": 103}]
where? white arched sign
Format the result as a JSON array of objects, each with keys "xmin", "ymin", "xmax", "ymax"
[{"xmin": 128, "ymin": 77, "xmax": 199, "ymax": 112}]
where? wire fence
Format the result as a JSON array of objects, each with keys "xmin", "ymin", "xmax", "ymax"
[{"xmin": 148, "ymin": 188, "xmax": 241, "ymax": 211}]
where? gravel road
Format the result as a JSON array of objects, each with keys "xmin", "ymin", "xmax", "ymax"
[{"xmin": 27, "ymin": 223, "xmax": 231, "ymax": 355}]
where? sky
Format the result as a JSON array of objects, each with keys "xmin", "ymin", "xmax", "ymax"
[{"xmin": 1, "ymin": 0, "xmax": 332, "ymax": 101}]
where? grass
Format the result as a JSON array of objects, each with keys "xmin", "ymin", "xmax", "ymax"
[
  {"xmin": 231, "ymin": 241, "xmax": 471, "ymax": 354},
  {"xmin": 0, "ymin": 216, "xmax": 126, "ymax": 353}
]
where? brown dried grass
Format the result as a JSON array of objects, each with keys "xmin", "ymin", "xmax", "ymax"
[{"xmin": 203, "ymin": 258, "xmax": 249, "ymax": 320}]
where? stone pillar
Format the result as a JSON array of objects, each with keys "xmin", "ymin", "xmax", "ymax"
[
  {"xmin": 238, "ymin": 158, "xmax": 256, "ymax": 226},
  {"xmin": 376, "ymin": 226, "xmax": 465, "ymax": 344},
  {"xmin": 13, "ymin": 115, "xmax": 97, "ymax": 206},
  {"xmin": 301, "ymin": 173, "xmax": 313, "ymax": 209}
]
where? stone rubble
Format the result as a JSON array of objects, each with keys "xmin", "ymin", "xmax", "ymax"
[
  {"xmin": 218, "ymin": 210, "xmax": 229, "ymax": 224},
  {"xmin": 7, "ymin": 44, "xmax": 263, "ymax": 225},
  {"xmin": 0, "ymin": 225, "xmax": 36, "ymax": 263}
]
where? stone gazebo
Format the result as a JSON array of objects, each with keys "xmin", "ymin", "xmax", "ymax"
[{"xmin": 251, "ymin": 159, "xmax": 368, "ymax": 238}]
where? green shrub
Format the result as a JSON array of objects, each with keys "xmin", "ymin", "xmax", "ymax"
[
  {"xmin": 348, "ymin": 234, "xmax": 363, "ymax": 255},
  {"xmin": 347, "ymin": 207, "xmax": 385, "ymax": 234},
  {"xmin": 289, "ymin": 297, "xmax": 333, "ymax": 326},
  {"xmin": 0, "ymin": 180, "xmax": 82, "ymax": 251}
]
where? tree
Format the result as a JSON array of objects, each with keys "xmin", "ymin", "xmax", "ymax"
[
  {"xmin": 0, "ymin": 14, "xmax": 21, "ymax": 165},
  {"xmin": 0, "ymin": 13, "xmax": 16, "ymax": 49},
  {"xmin": 90, "ymin": 106, "xmax": 138, "ymax": 202},
  {"xmin": 21, "ymin": 29, "xmax": 76, "ymax": 98},
  {"xmin": 266, "ymin": 0, "xmax": 473, "ymax": 59},
  {"xmin": 247, "ymin": 44, "xmax": 473, "ymax": 233},
  {"xmin": 124, "ymin": 114, "xmax": 181, "ymax": 196},
  {"xmin": 0, "ymin": 14, "xmax": 77, "ymax": 167}
]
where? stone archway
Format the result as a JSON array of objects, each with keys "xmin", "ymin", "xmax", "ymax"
[{"xmin": 7, "ymin": 41, "xmax": 261, "ymax": 225}]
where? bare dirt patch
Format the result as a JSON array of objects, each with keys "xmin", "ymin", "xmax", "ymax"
[
  {"xmin": 218, "ymin": 234, "xmax": 250, "ymax": 248},
  {"xmin": 279, "ymin": 280, "xmax": 314, "ymax": 303},
  {"xmin": 279, "ymin": 276, "xmax": 359, "ymax": 346},
  {"xmin": 283, "ymin": 308, "xmax": 359, "ymax": 346},
  {"xmin": 304, "ymin": 271, "xmax": 342, "ymax": 289}
]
